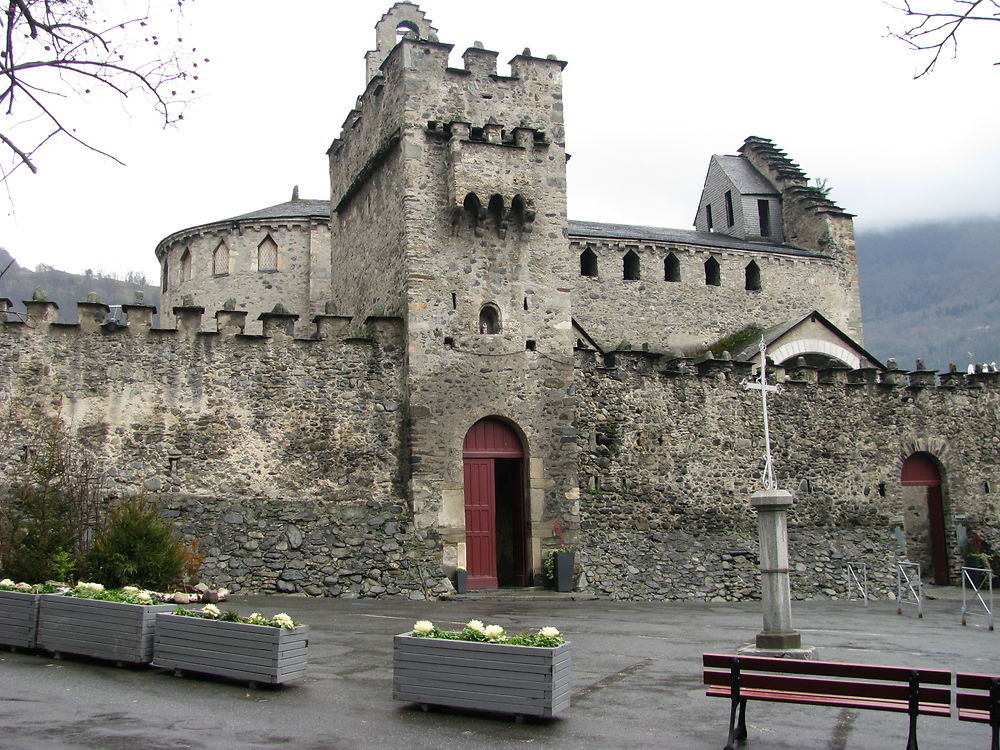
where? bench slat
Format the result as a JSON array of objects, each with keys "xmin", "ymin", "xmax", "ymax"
[
  {"xmin": 704, "ymin": 670, "xmax": 951, "ymax": 707},
  {"xmin": 957, "ymin": 672, "xmax": 998, "ymax": 690},
  {"xmin": 958, "ymin": 707, "xmax": 993, "ymax": 724},
  {"xmin": 706, "ymin": 685, "xmax": 952, "ymax": 717},
  {"xmin": 702, "ymin": 653, "xmax": 951, "ymax": 685}
]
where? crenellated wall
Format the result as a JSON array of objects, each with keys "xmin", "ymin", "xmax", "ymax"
[{"xmin": 574, "ymin": 348, "xmax": 1000, "ymax": 600}]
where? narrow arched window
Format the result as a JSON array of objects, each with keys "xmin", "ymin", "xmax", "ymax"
[
  {"xmin": 213, "ymin": 242, "xmax": 230, "ymax": 276},
  {"xmin": 623, "ymin": 250, "xmax": 640, "ymax": 281},
  {"xmin": 745, "ymin": 260, "xmax": 761, "ymax": 291},
  {"xmin": 580, "ymin": 249, "xmax": 598, "ymax": 277},
  {"xmin": 664, "ymin": 252, "xmax": 680, "ymax": 282},
  {"xmin": 479, "ymin": 304, "xmax": 501, "ymax": 334},
  {"xmin": 488, "ymin": 194, "xmax": 504, "ymax": 236},
  {"xmin": 258, "ymin": 235, "xmax": 278, "ymax": 271},
  {"xmin": 463, "ymin": 192, "xmax": 482, "ymax": 235},
  {"xmin": 161, "ymin": 260, "xmax": 169, "ymax": 292},
  {"xmin": 705, "ymin": 257, "xmax": 720, "ymax": 286},
  {"xmin": 181, "ymin": 249, "xmax": 192, "ymax": 282},
  {"xmin": 395, "ymin": 21, "xmax": 418, "ymax": 41}
]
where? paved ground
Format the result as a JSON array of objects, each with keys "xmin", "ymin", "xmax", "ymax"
[{"xmin": 0, "ymin": 586, "xmax": 994, "ymax": 749}]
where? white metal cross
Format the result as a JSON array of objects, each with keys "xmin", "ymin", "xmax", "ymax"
[{"xmin": 741, "ymin": 337, "xmax": 783, "ymax": 490}]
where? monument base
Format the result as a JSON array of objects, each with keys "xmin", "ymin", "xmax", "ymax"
[
  {"xmin": 754, "ymin": 630, "xmax": 802, "ymax": 650},
  {"xmin": 738, "ymin": 641, "xmax": 817, "ymax": 660}
]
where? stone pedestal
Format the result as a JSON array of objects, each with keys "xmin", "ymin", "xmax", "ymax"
[{"xmin": 742, "ymin": 489, "xmax": 812, "ymax": 656}]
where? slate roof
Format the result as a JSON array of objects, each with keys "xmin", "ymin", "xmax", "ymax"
[
  {"xmin": 567, "ymin": 220, "xmax": 826, "ymax": 259},
  {"xmin": 713, "ymin": 155, "xmax": 778, "ymax": 195},
  {"xmin": 224, "ymin": 199, "xmax": 330, "ymax": 222}
]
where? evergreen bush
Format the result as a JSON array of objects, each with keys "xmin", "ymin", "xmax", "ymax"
[{"xmin": 84, "ymin": 496, "xmax": 185, "ymax": 589}]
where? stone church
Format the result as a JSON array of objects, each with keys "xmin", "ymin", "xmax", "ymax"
[{"xmin": 2, "ymin": 4, "xmax": 996, "ymax": 599}]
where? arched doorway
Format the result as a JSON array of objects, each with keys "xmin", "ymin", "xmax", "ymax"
[
  {"xmin": 901, "ymin": 452, "xmax": 949, "ymax": 585},
  {"xmin": 463, "ymin": 418, "xmax": 528, "ymax": 589}
]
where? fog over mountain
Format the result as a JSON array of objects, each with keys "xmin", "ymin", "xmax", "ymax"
[{"xmin": 857, "ymin": 216, "xmax": 1000, "ymax": 372}]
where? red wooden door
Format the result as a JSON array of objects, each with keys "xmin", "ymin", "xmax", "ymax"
[
  {"xmin": 464, "ymin": 458, "xmax": 498, "ymax": 589},
  {"xmin": 901, "ymin": 453, "xmax": 949, "ymax": 585},
  {"xmin": 463, "ymin": 419, "xmax": 526, "ymax": 590}
]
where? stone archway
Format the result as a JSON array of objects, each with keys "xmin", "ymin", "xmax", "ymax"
[{"xmin": 901, "ymin": 452, "xmax": 949, "ymax": 585}]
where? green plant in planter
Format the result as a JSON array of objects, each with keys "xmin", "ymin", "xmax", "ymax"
[{"xmin": 543, "ymin": 547, "xmax": 573, "ymax": 585}]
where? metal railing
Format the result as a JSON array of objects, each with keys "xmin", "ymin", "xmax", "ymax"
[
  {"xmin": 845, "ymin": 562, "xmax": 868, "ymax": 606},
  {"xmin": 961, "ymin": 566, "xmax": 994, "ymax": 630},
  {"xmin": 896, "ymin": 561, "xmax": 923, "ymax": 618}
]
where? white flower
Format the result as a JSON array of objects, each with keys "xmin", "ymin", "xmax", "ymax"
[
  {"xmin": 76, "ymin": 582, "xmax": 104, "ymax": 593},
  {"xmin": 0, "ymin": 578, "xmax": 14, "ymax": 587},
  {"xmin": 272, "ymin": 613, "xmax": 295, "ymax": 629},
  {"xmin": 483, "ymin": 624, "xmax": 505, "ymax": 641},
  {"xmin": 122, "ymin": 586, "xmax": 139, "ymax": 593},
  {"xmin": 201, "ymin": 603, "xmax": 221, "ymax": 618},
  {"xmin": 15, "ymin": 582, "xmax": 31, "ymax": 591},
  {"xmin": 136, "ymin": 591, "xmax": 152, "ymax": 603},
  {"xmin": 539, "ymin": 626, "xmax": 560, "ymax": 638},
  {"xmin": 248, "ymin": 612, "xmax": 267, "ymax": 625},
  {"xmin": 412, "ymin": 620, "xmax": 434, "ymax": 635},
  {"xmin": 466, "ymin": 619, "xmax": 485, "ymax": 633}
]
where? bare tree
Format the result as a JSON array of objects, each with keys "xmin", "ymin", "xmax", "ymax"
[
  {"xmin": 888, "ymin": 0, "xmax": 1000, "ymax": 77},
  {"xmin": 0, "ymin": 0, "xmax": 205, "ymax": 181}
]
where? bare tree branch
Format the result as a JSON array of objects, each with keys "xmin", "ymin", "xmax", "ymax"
[
  {"xmin": 0, "ymin": 0, "xmax": 205, "ymax": 181},
  {"xmin": 887, "ymin": 0, "xmax": 1000, "ymax": 77}
]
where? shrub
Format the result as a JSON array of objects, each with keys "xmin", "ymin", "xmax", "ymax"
[{"xmin": 84, "ymin": 496, "xmax": 185, "ymax": 589}]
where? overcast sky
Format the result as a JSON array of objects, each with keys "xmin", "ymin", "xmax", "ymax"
[{"xmin": 1, "ymin": 0, "xmax": 998, "ymax": 283}]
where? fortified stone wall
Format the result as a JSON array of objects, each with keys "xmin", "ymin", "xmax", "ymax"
[
  {"xmin": 574, "ymin": 349, "xmax": 1000, "ymax": 601},
  {"xmin": 0, "ymin": 302, "xmax": 451, "ymax": 599},
  {"xmin": 572, "ymin": 238, "xmax": 854, "ymax": 353}
]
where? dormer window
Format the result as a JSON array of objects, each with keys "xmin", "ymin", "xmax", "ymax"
[{"xmin": 758, "ymin": 199, "xmax": 771, "ymax": 237}]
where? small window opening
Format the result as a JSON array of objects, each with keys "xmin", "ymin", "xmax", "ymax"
[
  {"xmin": 725, "ymin": 191, "xmax": 735, "ymax": 227},
  {"xmin": 258, "ymin": 235, "xmax": 278, "ymax": 271},
  {"xmin": 395, "ymin": 21, "xmax": 418, "ymax": 42},
  {"xmin": 523, "ymin": 297, "xmax": 528, "ymax": 311},
  {"xmin": 470, "ymin": 127, "xmax": 484, "ymax": 141},
  {"xmin": 488, "ymin": 194, "xmax": 504, "ymax": 236},
  {"xmin": 705, "ymin": 204, "xmax": 714, "ymax": 231},
  {"xmin": 451, "ymin": 293, "xmax": 457, "ymax": 310},
  {"xmin": 664, "ymin": 252, "xmax": 680, "ymax": 282},
  {"xmin": 985, "ymin": 480, "xmax": 992, "ymax": 494},
  {"xmin": 444, "ymin": 336, "xmax": 454, "ymax": 347},
  {"xmin": 745, "ymin": 260, "xmax": 761, "ymax": 291},
  {"xmin": 580, "ymin": 249, "xmax": 598, "ymax": 277},
  {"xmin": 479, "ymin": 304, "xmax": 501, "ymax": 334},
  {"xmin": 463, "ymin": 192, "xmax": 482, "ymax": 234},
  {"xmin": 181, "ymin": 249, "xmax": 192, "ymax": 282},
  {"xmin": 623, "ymin": 250, "xmax": 640, "ymax": 281},
  {"xmin": 757, "ymin": 199, "xmax": 771, "ymax": 237},
  {"xmin": 161, "ymin": 260, "xmax": 169, "ymax": 292},
  {"xmin": 877, "ymin": 482, "xmax": 887, "ymax": 497},
  {"xmin": 525, "ymin": 339, "xmax": 536, "ymax": 351},
  {"xmin": 168, "ymin": 456, "xmax": 180, "ymax": 476},
  {"xmin": 705, "ymin": 257, "xmax": 721, "ymax": 286},
  {"xmin": 213, "ymin": 242, "xmax": 230, "ymax": 276}
]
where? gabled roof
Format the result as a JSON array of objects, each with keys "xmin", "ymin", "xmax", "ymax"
[
  {"xmin": 713, "ymin": 155, "xmax": 778, "ymax": 196},
  {"xmin": 730, "ymin": 310, "xmax": 884, "ymax": 370},
  {"xmin": 567, "ymin": 220, "xmax": 826, "ymax": 259}
]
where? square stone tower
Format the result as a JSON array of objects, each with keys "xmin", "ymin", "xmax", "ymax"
[{"xmin": 327, "ymin": 3, "xmax": 578, "ymax": 588}]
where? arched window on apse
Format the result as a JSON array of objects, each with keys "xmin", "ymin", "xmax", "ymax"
[
  {"xmin": 181, "ymin": 249, "xmax": 192, "ymax": 282},
  {"xmin": 623, "ymin": 250, "xmax": 640, "ymax": 281},
  {"xmin": 213, "ymin": 242, "xmax": 230, "ymax": 276},
  {"xmin": 479, "ymin": 304, "xmax": 501, "ymax": 334},
  {"xmin": 161, "ymin": 261, "xmax": 169, "ymax": 292},
  {"xmin": 664, "ymin": 252, "xmax": 680, "ymax": 282},
  {"xmin": 705, "ymin": 257, "xmax": 721, "ymax": 286},
  {"xmin": 258, "ymin": 235, "xmax": 278, "ymax": 271}
]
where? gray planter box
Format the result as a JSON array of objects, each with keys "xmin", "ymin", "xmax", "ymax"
[
  {"xmin": 393, "ymin": 634, "xmax": 571, "ymax": 717},
  {"xmin": 36, "ymin": 594, "xmax": 175, "ymax": 664},
  {"xmin": 153, "ymin": 613, "xmax": 309, "ymax": 686},
  {"xmin": 0, "ymin": 590, "xmax": 50, "ymax": 648}
]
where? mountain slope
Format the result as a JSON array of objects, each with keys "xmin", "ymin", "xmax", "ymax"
[{"xmin": 857, "ymin": 217, "xmax": 999, "ymax": 371}]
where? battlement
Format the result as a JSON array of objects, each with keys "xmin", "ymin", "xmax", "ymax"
[
  {"xmin": 574, "ymin": 347, "xmax": 1000, "ymax": 392},
  {"xmin": 0, "ymin": 298, "xmax": 403, "ymax": 348}
]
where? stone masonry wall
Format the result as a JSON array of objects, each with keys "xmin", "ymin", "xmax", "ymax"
[
  {"xmin": 0, "ymin": 303, "xmax": 451, "ymax": 599},
  {"xmin": 572, "ymin": 238, "xmax": 855, "ymax": 353},
  {"xmin": 575, "ymin": 350, "xmax": 1000, "ymax": 601}
]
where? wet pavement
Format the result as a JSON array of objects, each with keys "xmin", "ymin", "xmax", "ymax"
[{"xmin": 0, "ymin": 586, "xmax": 994, "ymax": 749}]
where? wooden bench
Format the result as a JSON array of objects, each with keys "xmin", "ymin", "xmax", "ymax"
[
  {"xmin": 703, "ymin": 653, "xmax": 951, "ymax": 750},
  {"xmin": 956, "ymin": 672, "xmax": 1000, "ymax": 750}
]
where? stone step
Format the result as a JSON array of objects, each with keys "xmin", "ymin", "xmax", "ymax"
[{"xmin": 442, "ymin": 587, "xmax": 599, "ymax": 602}]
